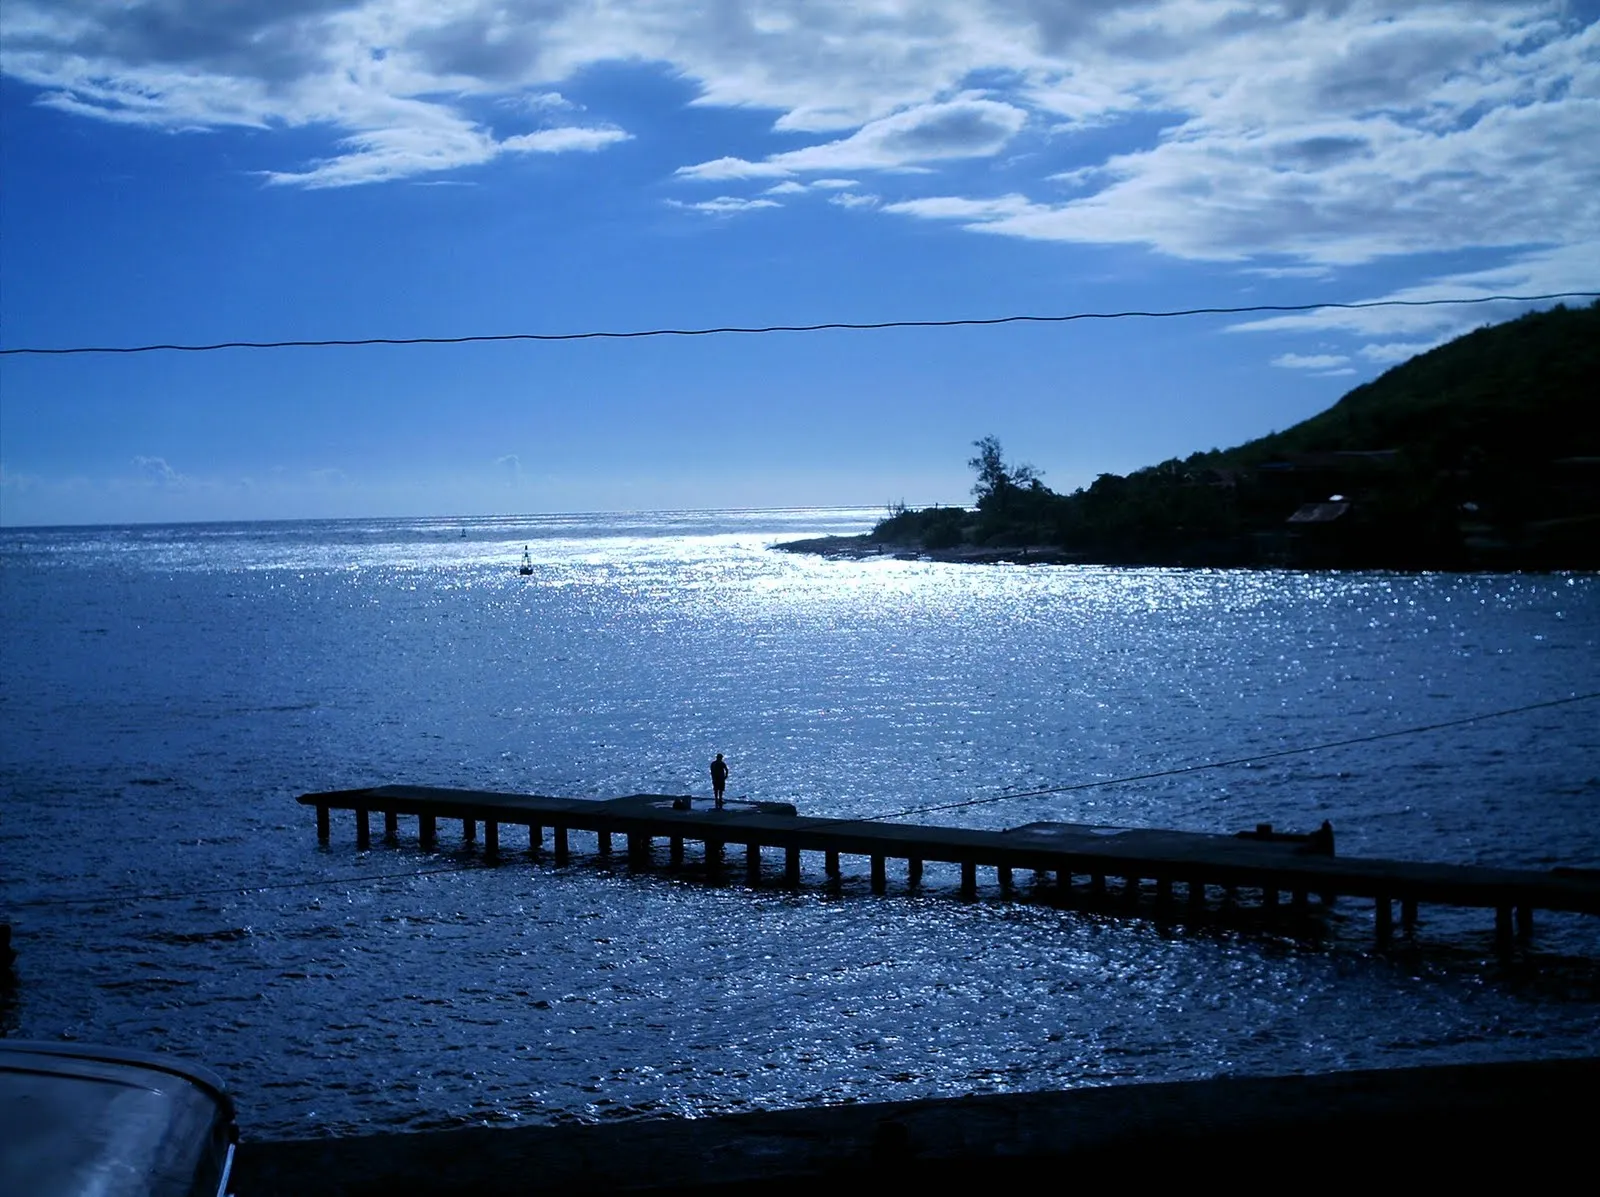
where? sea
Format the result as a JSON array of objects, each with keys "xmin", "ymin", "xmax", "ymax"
[{"xmin": 2, "ymin": 508, "xmax": 1598, "ymax": 1140}]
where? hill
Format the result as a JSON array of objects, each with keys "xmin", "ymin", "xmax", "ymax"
[{"xmin": 850, "ymin": 301, "xmax": 1600, "ymax": 570}]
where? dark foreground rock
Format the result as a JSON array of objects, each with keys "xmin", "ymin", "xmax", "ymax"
[{"xmin": 237, "ymin": 1056, "xmax": 1598, "ymax": 1194}]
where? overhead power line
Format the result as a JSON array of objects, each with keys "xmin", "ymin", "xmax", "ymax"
[
  {"xmin": 2, "ymin": 292, "xmax": 1594, "ymax": 357},
  {"xmin": 861, "ymin": 690, "xmax": 1600, "ymax": 823}
]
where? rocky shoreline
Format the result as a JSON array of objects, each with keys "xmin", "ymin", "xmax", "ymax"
[{"xmin": 773, "ymin": 535, "xmax": 1080, "ymax": 565}]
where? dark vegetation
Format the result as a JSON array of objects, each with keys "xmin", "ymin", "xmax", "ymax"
[{"xmin": 869, "ymin": 302, "xmax": 1600, "ymax": 569}]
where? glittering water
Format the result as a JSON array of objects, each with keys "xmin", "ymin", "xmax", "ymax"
[{"xmin": 2, "ymin": 509, "xmax": 1598, "ymax": 1139}]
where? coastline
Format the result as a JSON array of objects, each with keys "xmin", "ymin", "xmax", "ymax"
[
  {"xmin": 773, "ymin": 534, "xmax": 1081, "ymax": 565},
  {"xmin": 237, "ymin": 1056, "xmax": 1599, "ymax": 1193}
]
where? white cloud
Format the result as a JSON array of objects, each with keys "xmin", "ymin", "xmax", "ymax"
[
  {"xmin": 764, "ymin": 181, "xmax": 808, "ymax": 195},
  {"xmin": 676, "ymin": 96, "xmax": 1028, "ymax": 180},
  {"xmin": 1359, "ymin": 341, "xmax": 1442, "ymax": 364},
  {"xmin": 1272, "ymin": 353, "xmax": 1351, "ymax": 370},
  {"xmin": 503, "ymin": 126, "xmax": 630, "ymax": 154},
  {"xmin": 132, "ymin": 455, "xmax": 183, "ymax": 485},
  {"xmin": 883, "ymin": 193, "xmax": 1039, "ymax": 222},
  {"xmin": 1230, "ymin": 242, "xmax": 1600, "ymax": 338},
  {"xmin": 668, "ymin": 196, "xmax": 781, "ymax": 214},
  {"xmin": 0, "ymin": 0, "xmax": 1594, "ymax": 272},
  {"xmin": 829, "ymin": 192, "xmax": 879, "ymax": 209}
]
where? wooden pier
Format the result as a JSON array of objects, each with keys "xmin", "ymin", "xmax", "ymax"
[{"xmin": 299, "ymin": 785, "xmax": 1600, "ymax": 948}]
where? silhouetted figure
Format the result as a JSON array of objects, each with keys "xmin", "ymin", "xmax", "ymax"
[
  {"xmin": 1306, "ymin": 820, "xmax": 1336, "ymax": 856},
  {"xmin": 710, "ymin": 753, "xmax": 729, "ymax": 808}
]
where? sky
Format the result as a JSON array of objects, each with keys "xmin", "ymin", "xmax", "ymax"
[{"xmin": 1, "ymin": 1, "xmax": 1596, "ymax": 526}]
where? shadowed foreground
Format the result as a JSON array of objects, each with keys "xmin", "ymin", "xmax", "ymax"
[{"xmin": 237, "ymin": 1057, "xmax": 1598, "ymax": 1194}]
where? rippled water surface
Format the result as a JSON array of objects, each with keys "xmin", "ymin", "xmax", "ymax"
[{"xmin": 2, "ymin": 509, "xmax": 1598, "ymax": 1139}]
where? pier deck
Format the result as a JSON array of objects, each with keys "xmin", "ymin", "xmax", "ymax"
[{"xmin": 299, "ymin": 785, "xmax": 1600, "ymax": 947}]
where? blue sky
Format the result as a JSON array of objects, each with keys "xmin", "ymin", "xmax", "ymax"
[{"xmin": 2, "ymin": 1, "xmax": 1596, "ymax": 526}]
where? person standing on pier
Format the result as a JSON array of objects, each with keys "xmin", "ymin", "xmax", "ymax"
[{"xmin": 710, "ymin": 753, "xmax": 729, "ymax": 809}]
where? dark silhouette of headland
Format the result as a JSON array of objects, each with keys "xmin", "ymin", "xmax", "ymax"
[{"xmin": 780, "ymin": 302, "xmax": 1600, "ymax": 570}]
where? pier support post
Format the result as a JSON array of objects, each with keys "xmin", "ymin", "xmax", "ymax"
[
  {"xmin": 356, "ymin": 808, "xmax": 370, "ymax": 850},
  {"xmin": 670, "ymin": 836, "xmax": 683, "ymax": 866},
  {"xmin": 1375, "ymin": 895, "xmax": 1393, "ymax": 944},
  {"xmin": 1263, "ymin": 887, "xmax": 1279, "ymax": 916},
  {"xmin": 998, "ymin": 866, "xmax": 1013, "ymax": 896},
  {"xmin": 1495, "ymin": 905, "xmax": 1513, "ymax": 949},
  {"xmin": 1122, "ymin": 875, "xmax": 1138, "ymax": 906},
  {"xmin": 462, "ymin": 818, "xmax": 475, "ymax": 843},
  {"xmin": 825, "ymin": 850, "xmax": 840, "ymax": 879},
  {"xmin": 908, "ymin": 858, "xmax": 923, "ymax": 888},
  {"xmin": 484, "ymin": 821, "xmax": 499, "ymax": 860},
  {"xmin": 1292, "ymin": 891, "xmax": 1308, "ymax": 915},
  {"xmin": 785, "ymin": 846, "xmax": 800, "ymax": 889},
  {"xmin": 420, "ymin": 814, "xmax": 436, "ymax": 847},
  {"xmin": 706, "ymin": 839, "xmax": 723, "ymax": 880},
  {"xmin": 871, "ymin": 856, "xmax": 887, "ymax": 894},
  {"xmin": 384, "ymin": 811, "xmax": 398, "ymax": 843},
  {"xmin": 1188, "ymin": 879, "xmax": 1205, "ymax": 911},
  {"xmin": 597, "ymin": 831, "xmax": 612, "ymax": 857},
  {"xmin": 1090, "ymin": 874, "xmax": 1106, "ymax": 901},
  {"xmin": 1402, "ymin": 898, "xmax": 1418, "ymax": 933},
  {"xmin": 1058, "ymin": 871, "xmax": 1072, "ymax": 900},
  {"xmin": 960, "ymin": 861, "xmax": 977, "ymax": 899},
  {"xmin": 746, "ymin": 842, "xmax": 761, "ymax": 883},
  {"xmin": 554, "ymin": 826, "xmax": 569, "ymax": 866},
  {"xmin": 1515, "ymin": 905, "xmax": 1533, "ymax": 942},
  {"xmin": 629, "ymin": 834, "xmax": 650, "ymax": 867},
  {"xmin": 316, "ymin": 805, "xmax": 330, "ymax": 844},
  {"xmin": 529, "ymin": 824, "xmax": 542, "ymax": 855},
  {"xmin": 1156, "ymin": 877, "xmax": 1173, "ymax": 909}
]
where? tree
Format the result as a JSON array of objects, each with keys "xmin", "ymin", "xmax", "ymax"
[{"xmin": 967, "ymin": 436, "xmax": 1039, "ymax": 504}]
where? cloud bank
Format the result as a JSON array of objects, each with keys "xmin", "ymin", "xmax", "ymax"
[{"xmin": 3, "ymin": 1, "xmax": 1595, "ymax": 275}]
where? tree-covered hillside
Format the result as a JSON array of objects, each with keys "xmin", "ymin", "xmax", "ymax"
[{"xmin": 868, "ymin": 301, "xmax": 1600, "ymax": 569}]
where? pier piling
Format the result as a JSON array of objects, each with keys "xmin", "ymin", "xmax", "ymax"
[{"xmin": 295, "ymin": 786, "xmax": 1600, "ymax": 952}]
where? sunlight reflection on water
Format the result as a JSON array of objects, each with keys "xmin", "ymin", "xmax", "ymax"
[{"xmin": 2, "ymin": 511, "xmax": 1597, "ymax": 1137}]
